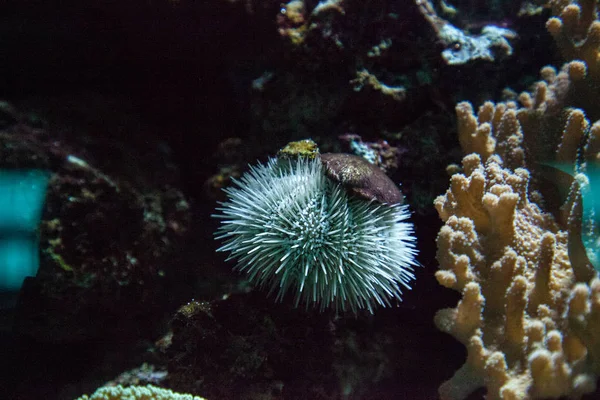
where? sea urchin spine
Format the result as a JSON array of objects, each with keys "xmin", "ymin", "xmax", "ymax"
[{"xmin": 213, "ymin": 156, "xmax": 418, "ymax": 313}]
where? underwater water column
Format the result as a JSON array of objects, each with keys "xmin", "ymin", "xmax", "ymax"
[
  {"xmin": 546, "ymin": 163, "xmax": 600, "ymax": 273},
  {"xmin": 579, "ymin": 165, "xmax": 600, "ymax": 272},
  {"xmin": 0, "ymin": 170, "xmax": 50, "ymax": 307}
]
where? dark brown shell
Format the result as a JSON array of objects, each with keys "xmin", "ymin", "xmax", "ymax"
[{"xmin": 320, "ymin": 153, "xmax": 404, "ymax": 205}]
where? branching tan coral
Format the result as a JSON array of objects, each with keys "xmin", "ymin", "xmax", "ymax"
[
  {"xmin": 456, "ymin": 101, "xmax": 525, "ymax": 169},
  {"xmin": 547, "ymin": 0, "xmax": 600, "ymax": 78},
  {"xmin": 435, "ymin": 152, "xmax": 581, "ymax": 399},
  {"xmin": 436, "ymin": 85, "xmax": 600, "ymax": 399},
  {"xmin": 436, "ymin": 1, "xmax": 600, "ymax": 398}
]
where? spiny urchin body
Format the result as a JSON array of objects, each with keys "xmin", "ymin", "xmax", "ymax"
[{"xmin": 213, "ymin": 157, "xmax": 418, "ymax": 313}]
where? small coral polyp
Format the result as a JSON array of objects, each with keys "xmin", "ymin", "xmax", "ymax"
[{"xmin": 213, "ymin": 156, "xmax": 418, "ymax": 313}]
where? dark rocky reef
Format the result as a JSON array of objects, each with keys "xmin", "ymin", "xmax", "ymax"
[{"xmin": 0, "ymin": 104, "xmax": 192, "ymax": 343}]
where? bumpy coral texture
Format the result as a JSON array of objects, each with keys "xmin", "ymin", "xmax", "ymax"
[
  {"xmin": 435, "ymin": 0, "xmax": 600, "ymax": 397},
  {"xmin": 547, "ymin": 0, "xmax": 600, "ymax": 79},
  {"xmin": 435, "ymin": 152, "xmax": 581, "ymax": 399},
  {"xmin": 436, "ymin": 101, "xmax": 600, "ymax": 400},
  {"xmin": 214, "ymin": 157, "xmax": 418, "ymax": 313},
  {"xmin": 75, "ymin": 385, "xmax": 205, "ymax": 400}
]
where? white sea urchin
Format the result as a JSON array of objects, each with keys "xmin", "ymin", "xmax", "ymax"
[{"xmin": 213, "ymin": 157, "xmax": 418, "ymax": 313}]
